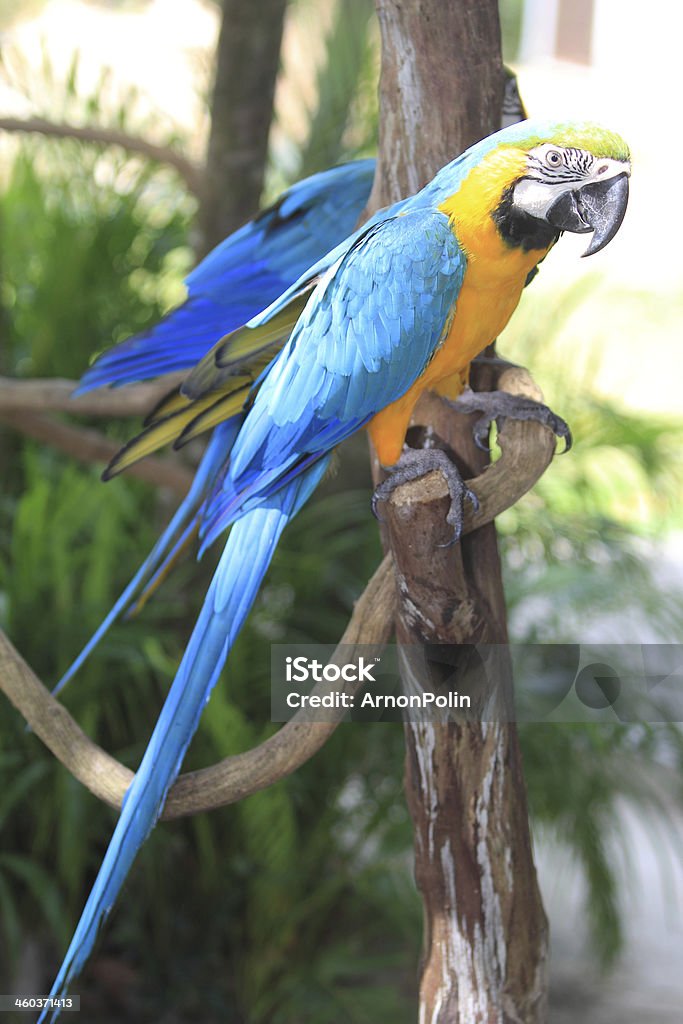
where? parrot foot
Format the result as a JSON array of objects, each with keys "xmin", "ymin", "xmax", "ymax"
[
  {"xmin": 372, "ymin": 448, "xmax": 479, "ymax": 546},
  {"xmin": 449, "ymin": 389, "xmax": 572, "ymax": 453}
]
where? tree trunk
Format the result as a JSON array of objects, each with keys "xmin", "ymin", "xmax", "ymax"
[
  {"xmin": 200, "ymin": 0, "xmax": 288, "ymax": 254},
  {"xmin": 368, "ymin": 0, "xmax": 503, "ymax": 209},
  {"xmin": 368, "ymin": 1, "xmax": 549, "ymax": 1020}
]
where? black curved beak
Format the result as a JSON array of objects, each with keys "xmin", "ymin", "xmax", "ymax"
[{"xmin": 546, "ymin": 172, "xmax": 629, "ymax": 257}]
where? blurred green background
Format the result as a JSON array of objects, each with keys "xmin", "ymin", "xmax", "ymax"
[{"xmin": 0, "ymin": 1, "xmax": 682, "ymax": 1021}]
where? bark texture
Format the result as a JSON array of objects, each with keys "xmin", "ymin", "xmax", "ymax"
[
  {"xmin": 386, "ymin": 375, "xmax": 549, "ymax": 1024},
  {"xmin": 200, "ymin": 0, "xmax": 288, "ymax": 253},
  {"xmin": 368, "ymin": 0, "xmax": 503, "ymax": 211},
  {"xmin": 369, "ymin": 1, "xmax": 549, "ymax": 1020}
]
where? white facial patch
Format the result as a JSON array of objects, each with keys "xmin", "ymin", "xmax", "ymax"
[
  {"xmin": 512, "ymin": 177, "xmax": 575, "ymax": 220},
  {"xmin": 512, "ymin": 145, "xmax": 631, "ymax": 221}
]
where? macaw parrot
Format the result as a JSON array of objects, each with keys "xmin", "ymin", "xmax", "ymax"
[
  {"xmin": 54, "ymin": 68, "xmax": 528, "ymax": 692},
  {"xmin": 41, "ymin": 119, "xmax": 629, "ymax": 1019}
]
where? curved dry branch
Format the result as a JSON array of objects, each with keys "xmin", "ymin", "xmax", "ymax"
[
  {"xmin": 0, "ymin": 116, "xmax": 203, "ymax": 195},
  {"xmin": 0, "ymin": 555, "xmax": 396, "ymax": 819},
  {"xmin": 0, "ymin": 362, "xmax": 557, "ymax": 818}
]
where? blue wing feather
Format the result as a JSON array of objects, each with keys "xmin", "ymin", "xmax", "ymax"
[
  {"xmin": 76, "ymin": 160, "xmax": 375, "ymax": 392},
  {"xmin": 201, "ymin": 209, "xmax": 465, "ymax": 543}
]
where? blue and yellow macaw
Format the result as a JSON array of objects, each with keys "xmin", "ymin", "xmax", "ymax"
[
  {"xmin": 55, "ymin": 73, "xmax": 528, "ymax": 688},
  {"xmin": 41, "ymin": 119, "xmax": 629, "ymax": 1019}
]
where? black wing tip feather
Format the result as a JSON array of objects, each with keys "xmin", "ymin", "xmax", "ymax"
[
  {"xmin": 180, "ymin": 326, "xmax": 245, "ymax": 399},
  {"xmin": 102, "ymin": 403, "xmax": 193, "ymax": 479},
  {"xmin": 143, "ymin": 386, "xmax": 184, "ymax": 427},
  {"xmin": 106, "ymin": 378, "xmax": 252, "ymax": 476},
  {"xmin": 173, "ymin": 385, "xmax": 251, "ymax": 451},
  {"xmin": 101, "ymin": 437, "xmax": 138, "ymax": 481}
]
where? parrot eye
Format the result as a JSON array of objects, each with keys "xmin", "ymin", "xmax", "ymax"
[{"xmin": 545, "ymin": 149, "xmax": 564, "ymax": 168}]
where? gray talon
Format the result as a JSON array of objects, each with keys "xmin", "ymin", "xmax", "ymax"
[
  {"xmin": 449, "ymin": 389, "xmax": 572, "ymax": 452},
  {"xmin": 466, "ymin": 487, "xmax": 480, "ymax": 512},
  {"xmin": 473, "ymin": 416, "xmax": 495, "ymax": 452},
  {"xmin": 373, "ymin": 448, "xmax": 476, "ymax": 545}
]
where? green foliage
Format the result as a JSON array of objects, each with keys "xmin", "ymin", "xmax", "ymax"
[
  {"xmin": 0, "ymin": 47, "xmax": 194, "ymax": 380},
  {"xmin": 494, "ymin": 281, "xmax": 683, "ymax": 963},
  {"xmin": 294, "ymin": 0, "xmax": 376, "ymax": 180},
  {"xmin": 522, "ymin": 721, "xmax": 683, "ymax": 965},
  {"xmin": 0, "ymin": 444, "xmax": 182, "ymax": 968},
  {"xmin": 498, "ymin": 280, "xmax": 683, "ymax": 646},
  {"xmin": 499, "ymin": 0, "xmax": 525, "ymax": 62},
  {"xmin": 2, "ymin": 148, "xmax": 188, "ymax": 381},
  {"xmin": 268, "ymin": 0, "xmax": 378, "ymax": 192},
  {"xmin": 0, "ymin": 47, "xmax": 195, "ymax": 996}
]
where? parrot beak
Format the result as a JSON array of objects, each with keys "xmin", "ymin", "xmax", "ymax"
[{"xmin": 546, "ymin": 171, "xmax": 630, "ymax": 257}]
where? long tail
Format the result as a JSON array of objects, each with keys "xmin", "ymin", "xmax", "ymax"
[
  {"xmin": 40, "ymin": 459, "xmax": 329, "ymax": 1022},
  {"xmin": 52, "ymin": 420, "xmax": 241, "ymax": 695}
]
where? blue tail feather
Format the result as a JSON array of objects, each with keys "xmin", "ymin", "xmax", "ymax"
[
  {"xmin": 53, "ymin": 421, "xmax": 240, "ymax": 695},
  {"xmin": 73, "ymin": 296, "xmax": 241, "ymax": 393},
  {"xmin": 40, "ymin": 459, "xmax": 329, "ymax": 1021},
  {"xmin": 122, "ymin": 518, "xmax": 197, "ymax": 620}
]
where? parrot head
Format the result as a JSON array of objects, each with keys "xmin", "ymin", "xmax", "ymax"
[
  {"xmin": 492, "ymin": 122, "xmax": 631, "ymax": 257},
  {"xmin": 438, "ymin": 121, "xmax": 631, "ymax": 262}
]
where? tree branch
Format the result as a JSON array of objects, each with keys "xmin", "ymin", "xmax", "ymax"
[
  {"xmin": 385, "ymin": 370, "xmax": 551, "ymax": 1022},
  {"xmin": 0, "ymin": 117, "xmax": 203, "ymax": 195},
  {"xmin": 368, "ymin": 0, "xmax": 502, "ymax": 210},
  {"xmin": 0, "ymin": 554, "xmax": 396, "ymax": 820},
  {"xmin": 0, "ymin": 374, "xmax": 186, "ymax": 419},
  {"xmin": 0, "ymin": 409, "xmax": 193, "ymax": 495},
  {"xmin": 1, "ymin": 388, "xmax": 555, "ymax": 819},
  {"xmin": 367, "ymin": 3, "xmax": 549, "ymax": 1010},
  {"xmin": 199, "ymin": 0, "xmax": 288, "ymax": 252}
]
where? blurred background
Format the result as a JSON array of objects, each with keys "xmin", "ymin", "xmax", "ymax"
[{"xmin": 0, "ymin": 1, "xmax": 681, "ymax": 1021}]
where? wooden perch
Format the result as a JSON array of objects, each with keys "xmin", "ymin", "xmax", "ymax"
[
  {"xmin": 385, "ymin": 372, "xmax": 550, "ymax": 1022},
  {"xmin": 1, "ymin": 381, "xmax": 555, "ymax": 821}
]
